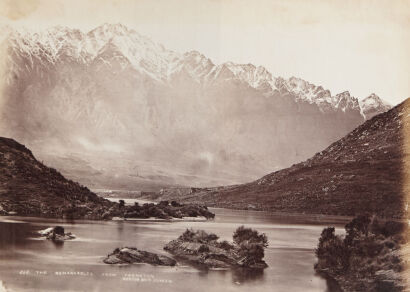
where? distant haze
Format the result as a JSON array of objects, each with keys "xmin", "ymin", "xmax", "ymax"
[{"xmin": 0, "ymin": 0, "xmax": 409, "ymax": 105}]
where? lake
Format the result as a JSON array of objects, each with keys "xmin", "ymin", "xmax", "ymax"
[{"xmin": 0, "ymin": 203, "xmax": 350, "ymax": 292}]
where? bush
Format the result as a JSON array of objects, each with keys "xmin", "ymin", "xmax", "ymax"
[
  {"xmin": 158, "ymin": 201, "xmax": 169, "ymax": 207},
  {"xmin": 315, "ymin": 215, "xmax": 408, "ymax": 291},
  {"xmin": 233, "ymin": 226, "xmax": 268, "ymax": 247},
  {"xmin": 216, "ymin": 240, "xmax": 235, "ymax": 251},
  {"xmin": 345, "ymin": 214, "xmax": 371, "ymax": 245},
  {"xmin": 233, "ymin": 226, "xmax": 268, "ymax": 265},
  {"xmin": 171, "ymin": 201, "xmax": 181, "ymax": 207},
  {"xmin": 382, "ymin": 221, "xmax": 406, "ymax": 237},
  {"xmin": 179, "ymin": 229, "xmax": 219, "ymax": 243},
  {"xmin": 315, "ymin": 227, "xmax": 348, "ymax": 271}
]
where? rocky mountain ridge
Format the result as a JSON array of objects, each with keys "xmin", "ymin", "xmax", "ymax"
[
  {"xmin": 146, "ymin": 98, "xmax": 409, "ymax": 218},
  {"xmin": 0, "ymin": 23, "xmax": 392, "ymax": 189},
  {"xmin": 2, "ymin": 24, "xmax": 389, "ymax": 116}
]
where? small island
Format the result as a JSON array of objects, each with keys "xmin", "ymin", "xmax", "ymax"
[
  {"xmin": 104, "ymin": 247, "xmax": 176, "ymax": 266},
  {"xmin": 109, "ymin": 200, "xmax": 215, "ymax": 220},
  {"xmin": 103, "ymin": 226, "xmax": 269, "ymax": 270},
  {"xmin": 39, "ymin": 226, "xmax": 76, "ymax": 242},
  {"xmin": 315, "ymin": 214, "xmax": 408, "ymax": 292},
  {"xmin": 164, "ymin": 226, "xmax": 268, "ymax": 269}
]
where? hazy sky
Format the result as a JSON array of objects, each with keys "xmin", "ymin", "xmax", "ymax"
[{"xmin": 0, "ymin": 0, "xmax": 409, "ymax": 104}]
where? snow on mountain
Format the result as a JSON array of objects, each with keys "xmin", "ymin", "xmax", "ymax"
[
  {"xmin": 360, "ymin": 93, "xmax": 392, "ymax": 120},
  {"xmin": 0, "ymin": 23, "xmax": 393, "ymax": 189},
  {"xmin": 2, "ymin": 23, "xmax": 389, "ymax": 117}
]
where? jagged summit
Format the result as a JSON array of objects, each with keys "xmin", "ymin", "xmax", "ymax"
[
  {"xmin": 2, "ymin": 23, "xmax": 389, "ymax": 116},
  {"xmin": 0, "ymin": 23, "xmax": 395, "ymax": 188},
  {"xmin": 360, "ymin": 93, "xmax": 392, "ymax": 119}
]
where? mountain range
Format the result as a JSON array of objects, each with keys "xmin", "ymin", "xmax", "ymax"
[
  {"xmin": 0, "ymin": 23, "xmax": 392, "ymax": 190},
  {"xmin": 143, "ymin": 98, "xmax": 409, "ymax": 218}
]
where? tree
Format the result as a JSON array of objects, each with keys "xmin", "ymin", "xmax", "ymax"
[
  {"xmin": 345, "ymin": 214, "xmax": 371, "ymax": 245},
  {"xmin": 233, "ymin": 226, "xmax": 268, "ymax": 247},
  {"xmin": 233, "ymin": 226, "xmax": 268, "ymax": 265}
]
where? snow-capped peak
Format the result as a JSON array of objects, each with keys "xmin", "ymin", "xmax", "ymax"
[
  {"xmin": 2, "ymin": 23, "xmax": 391, "ymax": 119},
  {"xmin": 359, "ymin": 93, "xmax": 392, "ymax": 119},
  {"xmin": 333, "ymin": 91, "xmax": 360, "ymax": 112}
]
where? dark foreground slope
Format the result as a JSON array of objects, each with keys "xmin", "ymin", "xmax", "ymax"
[
  {"xmin": 0, "ymin": 137, "xmax": 115, "ymax": 218},
  {"xmin": 0, "ymin": 137, "xmax": 215, "ymax": 220},
  {"xmin": 147, "ymin": 98, "xmax": 410, "ymax": 218}
]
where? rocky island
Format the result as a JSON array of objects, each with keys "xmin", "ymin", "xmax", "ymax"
[
  {"xmin": 39, "ymin": 226, "xmax": 76, "ymax": 242},
  {"xmin": 315, "ymin": 214, "xmax": 409, "ymax": 292},
  {"xmin": 104, "ymin": 247, "xmax": 176, "ymax": 266},
  {"xmin": 114, "ymin": 200, "xmax": 215, "ymax": 220},
  {"xmin": 164, "ymin": 226, "xmax": 268, "ymax": 270}
]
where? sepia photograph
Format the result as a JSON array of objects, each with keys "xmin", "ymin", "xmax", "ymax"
[{"xmin": 0, "ymin": 0, "xmax": 409, "ymax": 291}]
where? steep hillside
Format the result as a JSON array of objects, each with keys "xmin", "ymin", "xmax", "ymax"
[
  {"xmin": 0, "ymin": 24, "xmax": 391, "ymax": 189},
  {"xmin": 150, "ymin": 99, "xmax": 410, "ymax": 218},
  {"xmin": 0, "ymin": 137, "xmax": 114, "ymax": 218}
]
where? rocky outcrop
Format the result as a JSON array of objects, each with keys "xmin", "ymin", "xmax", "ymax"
[
  {"xmin": 164, "ymin": 227, "xmax": 268, "ymax": 270},
  {"xmin": 39, "ymin": 226, "xmax": 76, "ymax": 242},
  {"xmin": 103, "ymin": 247, "xmax": 176, "ymax": 266}
]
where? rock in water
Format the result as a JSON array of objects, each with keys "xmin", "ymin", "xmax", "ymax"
[
  {"xmin": 103, "ymin": 247, "xmax": 176, "ymax": 266},
  {"xmin": 38, "ymin": 226, "xmax": 76, "ymax": 242}
]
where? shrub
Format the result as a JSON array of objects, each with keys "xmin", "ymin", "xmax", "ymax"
[
  {"xmin": 345, "ymin": 214, "xmax": 371, "ymax": 245},
  {"xmin": 158, "ymin": 201, "xmax": 169, "ymax": 207},
  {"xmin": 217, "ymin": 240, "xmax": 235, "ymax": 251},
  {"xmin": 233, "ymin": 226, "xmax": 268, "ymax": 265},
  {"xmin": 178, "ymin": 229, "xmax": 219, "ymax": 243},
  {"xmin": 233, "ymin": 226, "xmax": 268, "ymax": 247},
  {"xmin": 198, "ymin": 244, "xmax": 210, "ymax": 253},
  {"xmin": 315, "ymin": 227, "xmax": 348, "ymax": 271},
  {"xmin": 382, "ymin": 221, "xmax": 406, "ymax": 237},
  {"xmin": 237, "ymin": 241, "xmax": 266, "ymax": 264},
  {"xmin": 171, "ymin": 201, "xmax": 182, "ymax": 207},
  {"xmin": 315, "ymin": 215, "xmax": 407, "ymax": 291}
]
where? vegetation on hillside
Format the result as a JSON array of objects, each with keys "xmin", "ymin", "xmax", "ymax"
[{"xmin": 315, "ymin": 214, "xmax": 408, "ymax": 291}]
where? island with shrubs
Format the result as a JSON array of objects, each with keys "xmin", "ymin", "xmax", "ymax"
[
  {"xmin": 164, "ymin": 226, "xmax": 268, "ymax": 269},
  {"xmin": 110, "ymin": 200, "xmax": 215, "ymax": 220},
  {"xmin": 104, "ymin": 226, "xmax": 269, "ymax": 270}
]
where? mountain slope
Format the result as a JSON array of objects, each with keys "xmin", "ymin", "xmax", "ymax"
[
  {"xmin": 0, "ymin": 24, "xmax": 392, "ymax": 189},
  {"xmin": 151, "ymin": 98, "xmax": 410, "ymax": 218},
  {"xmin": 0, "ymin": 137, "xmax": 114, "ymax": 218}
]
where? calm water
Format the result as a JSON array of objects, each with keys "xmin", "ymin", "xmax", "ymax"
[{"xmin": 0, "ymin": 204, "xmax": 349, "ymax": 292}]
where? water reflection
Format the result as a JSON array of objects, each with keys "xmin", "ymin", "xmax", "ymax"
[
  {"xmin": 231, "ymin": 267, "xmax": 265, "ymax": 284},
  {"xmin": 0, "ymin": 208, "xmax": 349, "ymax": 292},
  {"xmin": 0, "ymin": 221, "xmax": 32, "ymax": 248},
  {"xmin": 316, "ymin": 271, "xmax": 343, "ymax": 292},
  {"xmin": 51, "ymin": 240, "xmax": 64, "ymax": 249}
]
